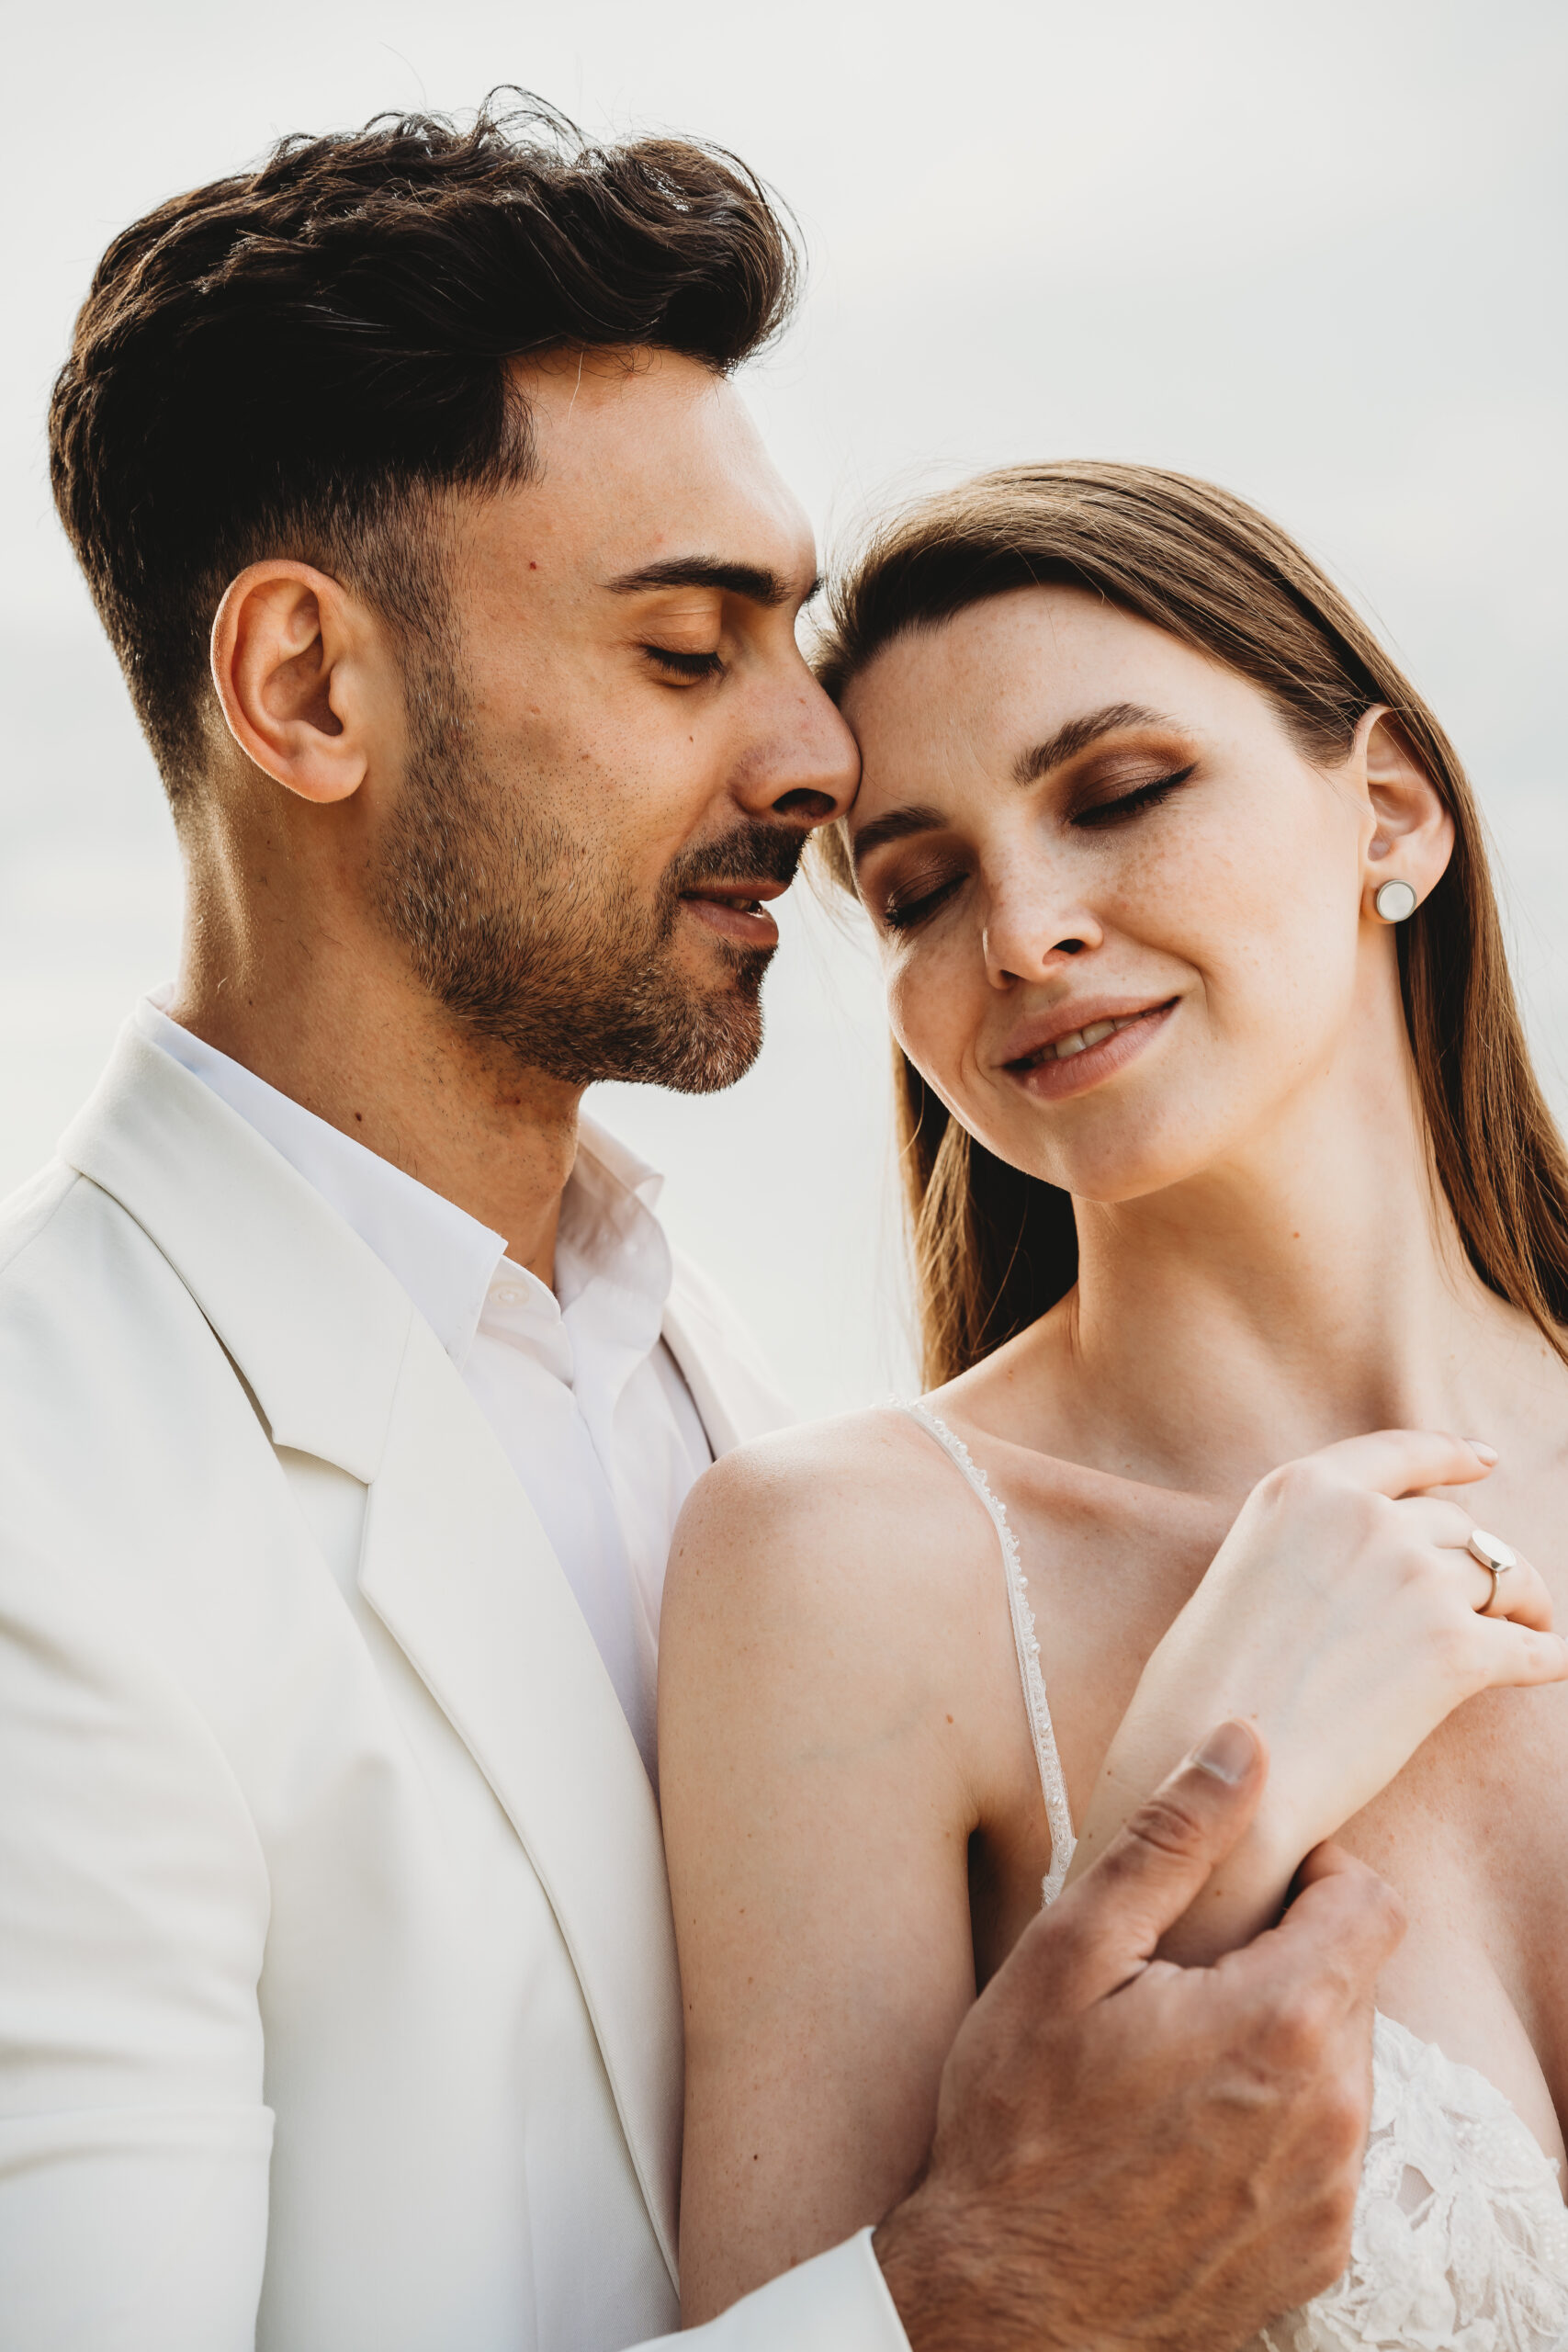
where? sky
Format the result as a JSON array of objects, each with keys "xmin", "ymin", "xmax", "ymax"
[{"xmin": 3, "ymin": 0, "xmax": 1565, "ymax": 1410}]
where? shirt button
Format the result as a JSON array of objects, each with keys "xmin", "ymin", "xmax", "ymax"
[{"xmin": 493, "ymin": 1285, "xmax": 526, "ymax": 1306}]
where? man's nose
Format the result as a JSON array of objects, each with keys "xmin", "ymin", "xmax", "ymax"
[{"xmin": 731, "ymin": 673, "xmax": 861, "ymax": 829}]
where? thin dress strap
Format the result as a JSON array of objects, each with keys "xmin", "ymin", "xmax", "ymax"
[{"xmin": 894, "ymin": 1400, "xmax": 1077, "ymax": 1905}]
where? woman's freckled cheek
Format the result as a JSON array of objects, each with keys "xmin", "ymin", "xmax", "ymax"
[{"xmin": 889, "ymin": 949, "xmax": 987, "ymax": 1110}]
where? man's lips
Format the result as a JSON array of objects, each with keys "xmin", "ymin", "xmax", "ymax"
[
  {"xmin": 998, "ymin": 997, "xmax": 1179, "ymax": 1101},
  {"xmin": 679, "ymin": 879, "xmax": 787, "ymax": 949}
]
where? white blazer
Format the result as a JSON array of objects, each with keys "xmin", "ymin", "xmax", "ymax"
[{"xmin": 0, "ymin": 1024, "xmax": 907, "ymax": 2352}]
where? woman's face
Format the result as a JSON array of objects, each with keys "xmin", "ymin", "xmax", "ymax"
[{"xmin": 842, "ymin": 586, "xmax": 1439, "ymax": 1206}]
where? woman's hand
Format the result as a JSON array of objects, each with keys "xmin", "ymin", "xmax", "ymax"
[{"xmin": 1066, "ymin": 1429, "xmax": 1568, "ymax": 1963}]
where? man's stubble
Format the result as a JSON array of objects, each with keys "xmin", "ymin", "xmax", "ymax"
[{"xmin": 374, "ymin": 639, "xmax": 800, "ymax": 1093}]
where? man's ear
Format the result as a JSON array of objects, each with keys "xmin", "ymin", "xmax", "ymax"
[
  {"xmin": 209, "ymin": 561, "xmax": 371, "ymax": 805},
  {"xmin": 1352, "ymin": 705, "xmax": 1454, "ymax": 917}
]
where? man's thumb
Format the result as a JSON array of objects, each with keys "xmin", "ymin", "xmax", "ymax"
[{"xmin": 1028, "ymin": 1721, "xmax": 1267, "ymax": 2010}]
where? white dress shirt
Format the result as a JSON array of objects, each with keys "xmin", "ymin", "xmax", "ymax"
[{"xmin": 135, "ymin": 992, "xmax": 710, "ymax": 1780}]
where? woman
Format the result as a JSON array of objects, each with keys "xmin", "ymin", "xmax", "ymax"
[{"xmin": 659, "ymin": 465, "xmax": 1568, "ymax": 2347}]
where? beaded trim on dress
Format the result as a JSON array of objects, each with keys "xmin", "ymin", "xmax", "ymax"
[{"xmin": 894, "ymin": 1399, "xmax": 1077, "ymax": 1903}]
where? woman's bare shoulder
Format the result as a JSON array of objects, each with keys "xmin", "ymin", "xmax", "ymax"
[{"xmin": 663, "ymin": 1404, "xmax": 1000, "ymax": 1659}]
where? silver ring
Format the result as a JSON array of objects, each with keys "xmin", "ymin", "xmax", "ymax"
[{"xmin": 1467, "ymin": 1527, "xmax": 1517, "ymax": 1615}]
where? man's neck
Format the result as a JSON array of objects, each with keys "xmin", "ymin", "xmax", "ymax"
[{"xmin": 171, "ymin": 912, "xmax": 581, "ymax": 1287}]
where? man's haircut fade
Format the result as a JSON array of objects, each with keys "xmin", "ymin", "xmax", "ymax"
[{"xmin": 48, "ymin": 95, "xmax": 800, "ymax": 807}]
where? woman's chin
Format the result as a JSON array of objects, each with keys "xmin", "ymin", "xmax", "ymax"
[{"xmin": 976, "ymin": 1104, "xmax": 1215, "ymax": 1206}]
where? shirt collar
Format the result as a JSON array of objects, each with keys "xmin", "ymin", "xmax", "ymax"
[
  {"xmin": 557, "ymin": 1119, "xmax": 669, "ymax": 1310},
  {"xmin": 479, "ymin": 1116, "xmax": 673, "ymax": 1353},
  {"xmin": 573, "ymin": 1114, "xmax": 664, "ymax": 1216},
  {"xmin": 134, "ymin": 995, "xmax": 674, "ymax": 1375}
]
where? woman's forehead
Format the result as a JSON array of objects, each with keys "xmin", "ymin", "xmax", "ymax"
[{"xmin": 843, "ymin": 588, "xmax": 1243, "ymax": 798}]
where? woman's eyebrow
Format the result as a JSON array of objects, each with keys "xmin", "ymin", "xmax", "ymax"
[
  {"xmin": 851, "ymin": 803, "xmax": 950, "ymax": 867},
  {"xmin": 852, "ymin": 703, "xmax": 1176, "ymax": 869},
  {"xmin": 1012, "ymin": 702, "xmax": 1172, "ymax": 784}
]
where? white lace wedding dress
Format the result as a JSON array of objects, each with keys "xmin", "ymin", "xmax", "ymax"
[{"xmin": 899, "ymin": 1401, "xmax": 1568, "ymax": 2351}]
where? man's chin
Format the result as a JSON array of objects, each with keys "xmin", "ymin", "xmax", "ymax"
[
  {"xmin": 432, "ymin": 934, "xmax": 773, "ymax": 1095},
  {"xmin": 643, "ymin": 978, "xmax": 766, "ymax": 1095},
  {"xmin": 673, "ymin": 922, "xmax": 776, "ymax": 983}
]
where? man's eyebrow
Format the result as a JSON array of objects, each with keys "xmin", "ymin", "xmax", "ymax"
[
  {"xmin": 1013, "ymin": 703, "xmax": 1172, "ymax": 785},
  {"xmin": 605, "ymin": 556, "xmax": 819, "ymax": 609}
]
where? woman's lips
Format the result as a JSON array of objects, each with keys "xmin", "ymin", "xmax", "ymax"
[{"xmin": 1003, "ymin": 999, "xmax": 1177, "ymax": 1101}]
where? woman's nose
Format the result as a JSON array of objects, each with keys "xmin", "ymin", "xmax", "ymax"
[{"xmin": 981, "ymin": 872, "xmax": 1104, "ymax": 988}]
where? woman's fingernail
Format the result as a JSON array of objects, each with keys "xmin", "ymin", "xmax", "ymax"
[
  {"xmin": 1466, "ymin": 1441, "xmax": 1499, "ymax": 1464},
  {"xmin": 1192, "ymin": 1721, "xmax": 1256, "ymax": 1785}
]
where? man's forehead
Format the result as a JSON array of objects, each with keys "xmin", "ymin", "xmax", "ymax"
[{"xmin": 510, "ymin": 346, "xmax": 814, "ymax": 588}]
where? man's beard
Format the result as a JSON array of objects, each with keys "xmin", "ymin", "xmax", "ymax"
[{"xmin": 373, "ymin": 656, "xmax": 802, "ymax": 1092}]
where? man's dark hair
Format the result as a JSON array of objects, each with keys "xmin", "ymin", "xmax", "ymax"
[{"xmin": 49, "ymin": 94, "xmax": 798, "ymax": 806}]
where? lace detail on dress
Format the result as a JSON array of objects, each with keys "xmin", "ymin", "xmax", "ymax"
[
  {"xmin": 894, "ymin": 1400, "xmax": 1077, "ymax": 1903},
  {"xmin": 1253, "ymin": 2011, "xmax": 1568, "ymax": 2352}
]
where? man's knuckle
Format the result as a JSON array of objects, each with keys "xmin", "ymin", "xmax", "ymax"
[
  {"xmin": 1325, "ymin": 1858, "xmax": 1407, "ymax": 1954},
  {"xmin": 1125, "ymin": 1790, "xmax": 1209, "ymax": 1860},
  {"xmin": 1262, "ymin": 1984, "xmax": 1334, "ymax": 2069},
  {"xmin": 1028, "ymin": 1900, "xmax": 1092, "ymax": 1979}
]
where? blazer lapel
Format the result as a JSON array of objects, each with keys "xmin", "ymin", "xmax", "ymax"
[
  {"xmin": 62, "ymin": 1024, "xmax": 682, "ymax": 2284},
  {"xmin": 357, "ymin": 1315, "xmax": 682, "ymax": 2281},
  {"xmin": 662, "ymin": 1299, "xmax": 743, "ymax": 1457},
  {"xmin": 662, "ymin": 1272, "xmax": 796, "ymax": 1458}
]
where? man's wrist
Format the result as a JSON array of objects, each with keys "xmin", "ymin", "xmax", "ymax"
[
  {"xmin": 873, "ymin": 2184, "xmax": 1077, "ymax": 2352},
  {"xmin": 871, "ymin": 2187, "xmax": 964, "ymax": 2352}
]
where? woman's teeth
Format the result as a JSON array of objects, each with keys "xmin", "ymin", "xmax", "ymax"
[{"xmin": 1028, "ymin": 1012, "xmax": 1145, "ymax": 1065}]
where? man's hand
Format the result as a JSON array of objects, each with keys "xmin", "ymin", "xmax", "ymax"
[{"xmin": 873, "ymin": 1721, "xmax": 1404, "ymax": 2352}]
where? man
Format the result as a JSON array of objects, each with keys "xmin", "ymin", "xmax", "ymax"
[{"xmin": 0, "ymin": 101, "xmax": 1399, "ymax": 2350}]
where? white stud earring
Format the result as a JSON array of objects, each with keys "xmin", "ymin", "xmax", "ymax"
[{"xmin": 1374, "ymin": 878, "xmax": 1418, "ymax": 923}]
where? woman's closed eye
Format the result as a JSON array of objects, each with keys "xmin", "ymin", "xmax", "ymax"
[
  {"xmin": 1070, "ymin": 764, "xmax": 1196, "ymax": 828},
  {"xmin": 879, "ymin": 867, "xmax": 966, "ymax": 933},
  {"xmin": 871, "ymin": 762, "xmax": 1197, "ymax": 930}
]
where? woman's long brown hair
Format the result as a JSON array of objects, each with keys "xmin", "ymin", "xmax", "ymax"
[{"xmin": 813, "ymin": 461, "xmax": 1568, "ymax": 1389}]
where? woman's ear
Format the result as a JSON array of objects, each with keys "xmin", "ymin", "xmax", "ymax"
[
  {"xmin": 1353, "ymin": 705, "xmax": 1454, "ymax": 919},
  {"xmin": 209, "ymin": 561, "xmax": 371, "ymax": 805}
]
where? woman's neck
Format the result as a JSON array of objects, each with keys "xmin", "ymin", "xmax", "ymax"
[{"xmin": 1046, "ymin": 1048, "xmax": 1539, "ymax": 1498}]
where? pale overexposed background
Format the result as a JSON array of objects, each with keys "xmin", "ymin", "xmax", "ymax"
[{"xmin": 3, "ymin": 0, "xmax": 1565, "ymax": 1410}]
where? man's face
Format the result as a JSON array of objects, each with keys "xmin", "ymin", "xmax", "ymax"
[{"xmin": 374, "ymin": 346, "xmax": 859, "ymax": 1091}]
